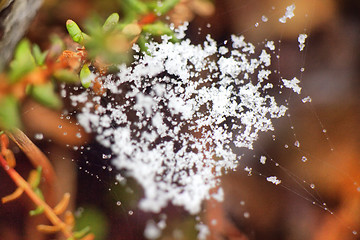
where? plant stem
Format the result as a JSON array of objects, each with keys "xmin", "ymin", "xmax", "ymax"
[{"xmin": 0, "ymin": 154, "xmax": 73, "ymax": 239}]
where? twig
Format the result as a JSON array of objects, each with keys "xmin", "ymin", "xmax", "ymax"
[{"xmin": 6, "ymin": 128, "xmax": 56, "ymax": 185}]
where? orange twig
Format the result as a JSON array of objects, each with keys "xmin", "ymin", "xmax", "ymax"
[{"xmin": 0, "ymin": 154, "xmax": 74, "ymax": 239}]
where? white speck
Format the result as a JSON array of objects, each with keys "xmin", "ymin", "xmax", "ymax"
[
  {"xmin": 260, "ymin": 156, "xmax": 267, "ymax": 164},
  {"xmin": 128, "ymin": 210, "xmax": 134, "ymax": 215},
  {"xmin": 34, "ymin": 133, "xmax": 44, "ymax": 140},
  {"xmin": 284, "ymin": 144, "xmax": 289, "ymax": 148},
  {"xmin": 294, "ymin": 140, "xmax": 300, "ymax": 147},
  {"xmin": 255, "ymin": 22, "xmax": 259, "ymax": 27},
  {"xmin": 322, "ymin": 129, "xmax": 327, "ymax": 133},
  {"xmin": 265, "ymin": 41, "xmax": 275, "ymax": 51},
  {"xmin": 212, "ymin": 187, "xmax": 224, "ymax": 202},
  {"xmin": 310, "ymin": 184, "xmax": 315, "ymax": 189},
  {"xmin": 357, "ymin": 187, "xmax": 360, "ymax": 192},
  {"xmin": 244, "ymin": 166, "xmax": 253, "ymax": 176},
  {"xmin": 244, "ymin": 212, "xmax": 250, "ymax": 218},
  {"xmin": 60, "ymin": 89, "xmax": 66, "ymax": 98},
  {"xmin": 298, "ymin": 34, "xmax": 308, "ymax": 51},
  {"xmin": 302, "ymin": 96, "xmax": 312, "ymax": 103},
  {"xmin": 282, "ymin": 77, "xmax": 301, "ymax": 94},
  {"xmin": 279, "ymin": 4, "xmax": 296, "ymax": 23},
  {"xmin": 267, "ymin": 176, "xmax": 281, "ymax": 185},
  {"xmin": 116, "ymin": 201, "xmax": 121, "ymax": 206},
  {"xmin": 301, "ymin": 156, "xmax": 308, "ymax": 162},
  {"xmin": 132, "ymin": 44, "xmax": 140, "ymax": 53},
  {"xmin": 240, "ymin": 201, "xmax": 245, "ymax": 206},
  {"xmin": 196, "ymin": 223, "xmax": 210, "ymax": 240},
  {"xmin": 261, "ymin": 15, "xmax": 268, "ymax": 22},
  {"xmin": 353, "ymin": 230, "xmax": 358, "ymax": 235},
  {"xmin": 144, "ymin": 220, "xmax": 161, "ymax": 239}
]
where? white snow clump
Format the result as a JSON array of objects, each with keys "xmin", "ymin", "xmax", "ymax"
[
  {"xmin": 298, "ymin": 33, "xmax": 308, "ymax": 51},
  {"xmin": 72, "ymin": 25, "xmax": 300, "ymax": 214},
  {"xmin": 279, "ymin": 4, "xmax": 296, "ymax": 23}
]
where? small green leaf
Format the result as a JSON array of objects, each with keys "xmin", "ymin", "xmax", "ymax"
[
  {"xmin": 32, "ymin": 44, "xmax": 48, "ymax": 66},
  {"xmin": 103, "ymin": 13, "xmax": 120, "ymax": 32},
  {"xmin": 29, "ymin": 188, "xmax": 44, "ymax": 216},
  {"xmin": 29, "ymin": 205, "xmax": 44, "ymax": 216},
  {"xmin": 73, "ymin": 226, "xmax": 91, "ymax": 239},
  {"xmin": 142, "ymin": 21, "xmax": 177, "ymax": 40},
  {"xmin": 75, "ymin": 206, "xmax": 108, "ymax": 240},
  {"xmin": 53, "ymin": 69, "xmax": 80, "ymax": 83},
  {"xmin": 66, "ymin": 20, "xmax": 85, "ymax": 44},
  {"xmin": 33, "ymin": 187, "xmax": 44, "ymax": 200},
  {"xmin": 30, "ymin": 167, "xmax": 42, "ymax": 189},
  {"xmin": 121, "ymin": 0, "xmax": 148, "ymax": 15},
  {"xmin": 0, "ymin": 95, "xmax": 22, "ymax": 130},
  {"xmin": 154, "ymin": 0, "xmax": 180, "ymax": 15},
  {"xmin": 27, "ymin": 82, "xmax": 62, "ymax": 109},
  {"xmin": 80, "ymin": 64, "xmax": 92, "ymax": 88},
  {"xmin": 137, "ymin": 34, "xmax": 149, "ymax": 54},
  {"xmin": 9, "ymin": 39, "xmax": 36, "ymax": 82}
]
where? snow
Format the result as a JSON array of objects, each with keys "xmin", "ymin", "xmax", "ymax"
[
  {"xmin": 73, "ymin": 24, "xmax": 299, "ymax": 215},
  {"xmin": 260, "ymin": 156, "xmax": 267, "ymax": 164},
  {"xmin": 279, "ymin": 4, "xmax": 296, "ymax": 23},
  {"xmin": 196, "ymin": 223, "xmax": 210, "ymax": 240},
  {"xmin": 265, "ymin": 41, "xmax": 275, "ymax": 51},
  {"xmin": 298, "ymin": 33, "xmax": 308, "ymax": 51},
  {"xmin": 144, "ymin": 221, "xmax": 162, "ymax": 239},
  {"xmin": 282, "ymin": 77, "xmax": 301, "ymax": 94},
  {"xmin": 267, "ymin": 176, "xmax": 281, "ymax": 185},
  {"xmin": 302, "ymin": 96, "xmax": 312, "ymax": 103}
]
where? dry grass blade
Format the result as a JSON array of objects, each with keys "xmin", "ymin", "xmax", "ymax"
[{"xmin": 6, "ymin": 128, "xmax": 56, "ymax": 184}]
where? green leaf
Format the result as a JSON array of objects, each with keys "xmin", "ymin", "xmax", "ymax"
[
  {"xmin": 66, "ymin": 20, "xmax": 85, "ymax": 44},
  {"xmin": 154, "ymin": 0, "xmax": 180, "ymax": 15},
  {"xmin": 32, "ymin": 44, "xmax": 48, "ymax": 66},
  {"xmin": 73, "ymin": 226, "xmax": 91, "ymax": 239},
  {"xmin": 75, "ymin": 206, "xmax": 108, "ymax": 240},
  {"xmin": 121, "ymin": 0, "xmax": 148, "ymax": 15},
  {"xmin": 53, "ymin": 69, "xmax": 80, "ymax": 83},
  {"xmin": 9, "ymin": 39, "xmax": 36, "ymax": 82},
  {"xmin": 27, "ymin": 82, "xmax": 62, "ymax": 109},
  {"xmin": 30, "ymin": 167, "xmax": 42, "ymax": 189},
  {"xmin": 29, "ymin": 205, "xmax": 44, "ymax": 216},
  {"xmin": 103, "ymin": 13, "xmax": 120, "ymax": 32},
  {"xmin": 0, "ymin": 95, "xmax": 22, "ymax": 130},
  {"xmin": 80, "ymin": 64, "xmax": 92, "ymax": 88},
  {"xmin": 142, "ymin": 21, "xmax": 177, "ymax": 40},
  {"xmin": 29, "ymin": 188, "xmax": 44, "ymax": 216},
  {"xmin": 137, "ymin": 34, "xmax": 149, "ymax": 54}
]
